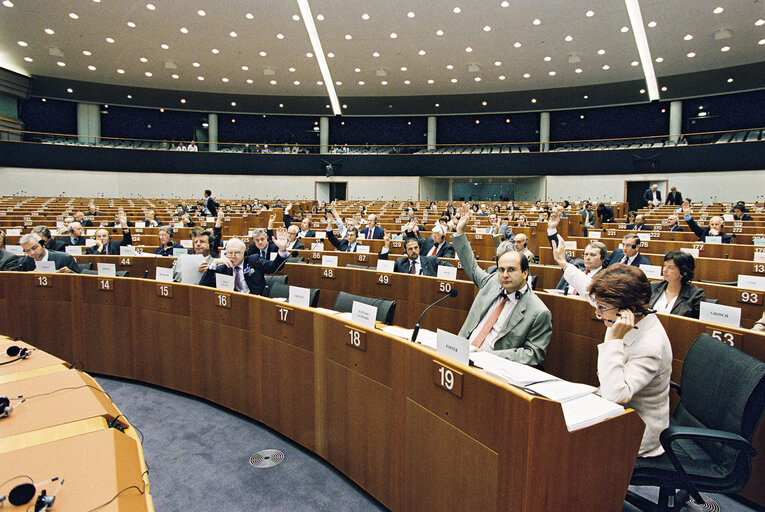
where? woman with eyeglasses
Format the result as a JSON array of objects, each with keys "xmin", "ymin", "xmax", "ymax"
[{"xmin": 552, "ymin": 236, "xmax": 672, "ymax": 457}]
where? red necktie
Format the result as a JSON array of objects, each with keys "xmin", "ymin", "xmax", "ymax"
[{"xmin": 471, "ymin": 296, "xmax": 509, "ymax": 348}]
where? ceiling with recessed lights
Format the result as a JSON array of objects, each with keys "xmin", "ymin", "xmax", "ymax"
[{"xmin": 1, "ymin": 0, "xmax": 764, "ymax": 114}]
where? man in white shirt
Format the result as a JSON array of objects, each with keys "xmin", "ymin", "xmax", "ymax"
[{"xmin": 547, "ymin": 212, "xmax": 606, "ymax": 295}]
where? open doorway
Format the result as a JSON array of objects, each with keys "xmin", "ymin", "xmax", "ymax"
[
  {"xmin": 625, "ymin": 179, "xmax": 668, "ymax": 213},
  {"xmin": 315, "ymin": 181, "xmax": 347, "ymax": 202}
]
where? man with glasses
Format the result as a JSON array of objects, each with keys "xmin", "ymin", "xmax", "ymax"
[
  {"xmin": 451, "ymin": 204, "xmax": 551, "ymax": 366},
  {"xmin": 18, "ymin": 233, "xmax": 80, "ymax": 273}
]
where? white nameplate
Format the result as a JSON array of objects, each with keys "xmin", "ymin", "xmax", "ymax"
[
  {"xmin": 5, "ymin": 228, "xmax": 20, "ymax": 236},
  {"xmin": 311, "ymin": 242, "xmax": 325, "ymax": 251},
  {"xmin": 155, "ymin": 266, "xmax": 173, "ymax": 282},
  {"xmin": 588, "ymin": 231, "xmax": 602, "ymax": 239},
  {"xmin": 321, "ymin": 255, "xmax": 338, "ymax": 267},
  {"xmin": 753, "ymin": 238, "xmax": 765, "ymax": 246},
  {"xmin": 754, "ymin": 252, "xmax": 765, "ymax": 263},
  {"xmin": 723, "ymin": 214, "xmax": 735, "ymax": 222},
  {"xmin": 215, "ymin": 273, "xmax": 235, "ymax": 291},
  {"xmin": 180, "ymin": 239, "xmax": 193, "ymax": 248},
  {"xmin": 120, "ymin": 246, "xmax": 136, "ymax": 256},
  {"xmin": 174, "ymin": 248, "xmax": 188, "ymax": 256},
  {"xmin": 6, "ymin": 245, "xmax": 22, "ymax": 255},
  {"xmin": 376, "ymin": 259, "xmax": 395, "ymax": 273},
  {"xmin": 636, "ymin": 233, "xmax": 651, "ymax": 242},
  {"xmin": 65, "ymin": 246, "xmax": 82, "ymax": 255},
  {"xmin": 437, "ymin": 265, "xmax": 458, "ymax": 280},
  {"xmin": 705, "ymin": 236, "xmax": 722, "ymax": 244},
  {"xmin": 35, "ymin": 260, "xmax": 56, "ymax": 273},
  {"xmin": 173, "ymin": 223, "xmax": 183, "ymax": 228},
  {"xmin": 98, "ymin": 262, "xmax": 116, "ymax": 277},
  {"xmin": 356, "ymin": 245, "xmax": 370, "ymax": 253},
  {"xmin": 135, "ymin": 221, "xmax": 146, "ymax": 228},
  {"xmin": 699, "ymin": 301, "xmax": 741, "ymax": 328},
  {"xmin": 680, "ymin": 248, "xmax": 699, "ymax": 258},
  {"xmin": 314, "ymin": 231, "xmax": 326, "ymax": 239},
  {"xmin": 86, "ymin": 229, "xmax": 97, "ymax": 236},
  {"xmin": 85, "ymin": 239, "xmax": 97, "ymax": 247},
  {"xmin": 639, "ymin": 264, "xmax": 662, "ymax": 279},
  {"xmin": 565, "ymin": 241, "xmax": 577, "ymax": 249},
  {"xmin": 351, "ymin": 301, "xmax": 377, "ymax": 328},
  {"xmin": 206, "ymin": 217, "xmax": 215, "ymax": 223},
  {"xmin": 288, "ymin": 285, "xmax": 311, "ymax": 308},
  {"xmin": 436, "ymin": 329, "xmax": 470, "ymax": 367},
  {"xmin": 737, "ymin": 274, "xmax": 765, "ymax": 291}
]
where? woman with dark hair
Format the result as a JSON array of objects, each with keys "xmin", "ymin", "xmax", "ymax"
[
  {"xmin": 648, "ymin": 251, "xmax": 706, "ymax": 319},
  {"xmin": 552, "ymin": 238, "xmax": 672, "ymax": 458}
]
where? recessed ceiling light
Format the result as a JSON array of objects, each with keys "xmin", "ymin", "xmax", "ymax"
[
  {"xmin": 247, "ymin": 13, "xmax": 255, "ymax": 19},
  {"xmin": 523, "ymin": 72, "xmax": 530, "ymax": 78},
  {"xmin": 381, "ymin": 80, "xmax": 388, "ymax": 85},
  {"xmin": 88, "ymin": 65, "xmax": 96, "ymax": 70},
  {"xmin": 687, "ymin": 52, "xmax": 696, "ymax": 58},
  {"xmin": 69, "ymin": 12, "xmax": 79, "ymax": 19},
  {"xmin": 475, "ymin": 120, "xmax": 480, "ymax": 124},
  {"xmin": 498, "ymin": 75, "xmax": 506, "ymax": 80},
  {"xmin": 193, "ymin": 62, "xmax": 200, "ymax": 67},
  {"xmin": 759, "ymin": 39, "xmax": 765, "ymax": 45},
  {"xmin": 713, "ymin": 6, "xmax": 723, "ymax": 14},
  {"xmin": 259, "ymin": 51, "xmax": 267, "ymax": 56},
  {"xmin": 171, "ymin": 73, "xmax": 179, "ymax": 78},
  {"xmin": 241, "ymin": 65, "xmax": 248, "ymax": 70},
  {"xmin": 427, "ymin": 79, "xmax": 434, "ymax": 84},
  {"xmin": 575, "ymin": 68, "xmax": 582, "ymax": 73},
  {"xmin": 362, "ymin": 13, "xmax": 370, "ymax": 20},
  {"xmin": 621, "ymin": 26, "xmax": 629, "ymax": 33},
  {"xmin": 549, "ymin": 70, "xmax": 556, "ymax": 76},
  {"xmin": 390, "ymin": 33, "xmax": 397, "ymax": 38},
  {"xmin": 146, "ymin": 3, "xmax": 155, "ymax": 10},
  {"xmin": 230, "ymin": 31, "xmax": 237, "ymax": 37},
  {"xmin": 44, "ymin": 28, "xmax": 54, "ymax": 34},
  {"xmin": 640, "ymin": 89, "xmax": 646, "ymax": 94},
  {"xmin": 756, "ymin": 19, "xmax": 765, "ymax": 26},
  {"xmin": 145, "ymin": 71, "xmax": 152, "ymax": 77},
  {"xmin": 401, "ymin": 66, "xmax": 407, "ymax": 71},
  {"xmin": 197, "ymin": 9, "xmax": 205, "ymax": 16},
  {"xmin": 531, "ymin": 98, "xmax": 537, "ymax": 103},
  {"xmin": 354, "ymin": 67, "xmax": 361, "ymax": 72},
  {"xmin": 446, "ymin": 64, "xmax": 454, "ymax": 70},
  {"xmin": 161, "ymin": 43, "xmax": 169, "ymax": 49},
  {"xmin": 436, "ymin": 29, "xmax": 444, "ymax": 36},
  {"xmin": 293, "ymin": 80, "xmax": 300, "ymax": 85},
  {"xmin": 453, "ymin": 7, "xmax": 461, "ymax": 14},
  {"xmin": 483, "ymin": 25, "xmax": 491, "ymax": 31},
  {"xmin": 56, "ymin": 61, "xmax": 65, "ymax": 66},
  {"xmin": 434, "ymin": 103, "xmax": 440, "ymax": 107},
  {"xmin": 532, "ymin": 18, "xmax": 541, "ymax": 25},
  {"xmin": 3, "ymin": 0, "xmax": 14, "ymax": 6},
  {"xmin": 727, "ymin": 77, "xmax": 734, "ymax": 82},
  {"xmin": 585, "ymin": 10, "xmax": 594, "ymax": 17},
  {"xmin": 373, "ymin": 51, "xmax": 380, "ymax": 57},
  {"xmin": 335, "ymin": 81, "xmax": 342, "ymax": 85},
  {"xmin": 655, "ymin": 57, "xmax": 664, "ymax": 62},
  {"xmin": 501, "ymin": 1, "xmax": 509, "ymax": 6},
  {"xmin": 24, "ymin": 56, "xmax": 33, "ymax": 62},
  {"xmin": 647, "ymin": 21, "xmax": 657, "ymax": 28},
  {"xmin": 418, "ymin": 50, "xmax": 426, "ymax": 55},
  {"xmin": 306, "ymin": 52, "xmax": 313, "ymax": 57},
  {"xmin": 565, "ymin": 35, "xmax": 573, "ymax": 42},
  {"xmin": 358, "ymin": 80, "xmax": 365, "ymax": 85},
  {"xmin": 106, "ymin": 37, "xmax": 115, "ymax": 43},
  {"xmin": 404, "ymin": 80, "xmax": 411, "ymax": 84},
  {"xmin": 684, "ymin": 34, "xmax": 693, "ymax": 41},
  {"xmin": 494, "ymin": 61, "xmax": 502, "ymax": 66},
  {"xmin": 602, "ymin": 64, "xmax": 610, "ymax": 70},
  {"xmin": 345, "ymin": 34, "xmax": 352, "ymax": 40},
  {"xmin": 140, "ymin": 57, "xmax": 148, "ymax": 63},
  {"xmin": 17, "ymin": 40, "xmax": 27, "ymax": 46},
  {"xmin": 474, "ymin": 76, "xmax": 481, "ymax": 81},
  {"xmin": 465, "ymin": 47, "xmax": 472, "ymax": 52},
  {"xmin": 316, "ymin": 14, "xmax": 324, "ymax": 21},
  {"xmin": 127, "ymin": 21, "xmax": 136, "ymax": 27},
  {"xmin": 661, "ymin": 86, "xmax": 667, "ymax": 91},
  {"xmin": 180, "ymin": 27, "xmax": 188, "ymax": 33},
  {"xmin": 597, "ymin": 49, "xmax": 605, "ymax": 55},
  {"xmin": 197, "ymin": 76, "xmax": 204, "ymax": 80},
  {"xmin": 631, "ymin": 60, "xmax": 639, "ymax": 66},
  {"xmin": 514, "ymin": 41, "xmax": 522, "ymax": 48},
  {"xmin": 317, "ymin": 80, "xmax": 323, "ymax": 85},
  {"xmin": 544, "ymin": 56, "xmax": 551, "ymax": 61},
  {"xmin": 211, "ymin": 48, "xmax": 219, "ymax": 54},
  {"xmin": 451, "ymin": 78, "xmax": 458, "ymax": 83},
  {"xmin": 222, "ymin": 77, "xmax": 229, "ymax": 82},
  {"xmin": 408, "ymin": 11, "xmax": 415, "ymax": 18},
  {"xmin": 720, "ymin": 46, "xmax": 730, "ymax": 52},
  {"xmin": 583, "ymin": 95, "xmax": 588, "ymax": 99},
  {"xmin": 246, "ymin": 79, "xmax": 253, "ymax": 83},
  {"xmin": 580, "ymin": 115, "xmax": 585, "ymax": 119},
  {"xmin": 277, "ymin": 33, "xmax": 284, "ymax": 39},
  {"xmin": 270, "ymin": 80, "xmax": 277, "ymax": 84},
  {"xmin": 114, "ymin": 68, "xmax": 123, "ymax": 73},
  {"xmin": 67, "ymin": 88, "xmax": 73, "ymax": 93},
  {"xmin": 180, "ymin": 98, "xmax": 186, "ymax": 103}
]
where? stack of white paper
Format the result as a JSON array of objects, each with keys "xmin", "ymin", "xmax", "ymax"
[
  {"xmin": 560, "ymin": 394, "xmax": 624, "ymax": 432},
  {"xmin": 525, "ymin": 380, "xmax": 597, "ymax": 402},
  {"xmin": 469, "ymin": 353, "xmax": 551, "ymax": 385}
]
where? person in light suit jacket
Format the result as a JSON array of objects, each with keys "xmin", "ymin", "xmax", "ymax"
[
  {"xmin": 358, "ymin": 214, "xmax": 385, "ymax": 240},
  {"xmin": 452, "ymin": 205, "xmax": 551, "ymax": 366},
  {"xmin": 606, "ymin": 234, "xmax": 651, "ymax": 268},
  {"xmin": 378, "ymin": 236, "xmax": 453, "ymax": 277}
]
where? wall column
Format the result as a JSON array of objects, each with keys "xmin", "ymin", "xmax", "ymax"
[
  {"xmin": 320, "ymin": 116, "xmax": 329, "ymax": 153},
  {"xmin": 77, "ymin": 103, "xmax": 100, "ymax": 144},
  {"xmin": 208, "ymin": 113, "xmax": 218, "ymax": 151},
  {"xmin": 669, "ymin": 101, "xmax": 682, "ymax": 144},
  {"xmin": 539, "ymin": 111, "xmax": 550, "ymax": 152},
  {"xmin": 427, "ymin": 116, "xmax": 437, "ymax": 151}
]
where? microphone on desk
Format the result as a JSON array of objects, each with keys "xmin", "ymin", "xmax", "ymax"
[
  {"xmin": 263, "ymin": 250, "xmax": 299, "ymax": 296},
  {"xmin": 411, "ymin": 288, "xmax": 458, "ymax": 343}
]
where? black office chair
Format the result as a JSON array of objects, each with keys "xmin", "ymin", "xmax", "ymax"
[
  {"xmin": 80, "ymin": 269, "xmax": 128, "ymax": 277},
  {"xmin": 702, "ymin": 298, "xmax": 719, "ymax": 304},
  {"xmin": 77, "ymin": 263, "xmax": 93, "ymax": 271},
  {"xmin": 286, "ymin": 256, "xmax": 305, "ymax": 263},
  {"xmin": 266, "ymin": 274, "xmax": 288, "ymax": 286},
  {"xmin": 345, "ymin": 263, "xmax": 373, "ymax": 269},
  {"xmin": 626, "ymin": 333, "xmax": 765, "ymax": 512},
  {"xmin": 267, "ymin": 282, "xmax": 320, "ymax": 308},
  {"xmin": 333, "ymin": 291, "xmax": 397, "ymax": 325}
]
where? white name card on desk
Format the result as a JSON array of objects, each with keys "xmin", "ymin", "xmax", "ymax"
[
  {"xmin": 288, "ymin": 285, "xmax": 310, "ymax": 308},
  {"xmin": 120, "ymin": 246, "xmax": 136, "ymax": 255},
  {"xmin": 84, "ymin": 229, "xmax": 96, "ymax": 236},
  {"xmin": 705, "ymin": 236, "xmax": 722, "ymax": 244},
  {"xmin": 639, "ymin": 264, "xmax": 662, "ymax": 279},
  {"xmin": 206, "ymin": 217, "xmax": 215, "ymax": 223},
  {"xmin": 174, "ymin": 248, "xmax": 188, "ymax": 256},
  {"xmin": 6, "ymin": 245, "xmax": 22, "ymax": 255},
  {"xmin": 155, "ymin": 266, "xmax": 173, "ymax": 282},
  {"xmin": 723, "ymin": 214, "xmax": 735, "ymax": 222},
  {"xmin": 753, "ymin": 238, "xmax": 765, "ymax": 246},
  {"xmin": 754, "ymin": 252, "xmax": 765, "ymax": 263},
  {"xmin": 180, "ymin": 239, "xmax": 193, "ymax": 248},
  {"xmin": 98, "ymin": 263, "xmax": 116, "ymax": 277},
  {"xmin": 737, "ymin": 274, "xmax": 765, "ymax": 291},
  {"xmin": 135, "ymin": 221, "xmax": 146, "ymax": 228},
  {"xmin": 215, "ymin": 273, "xmax": 234, "ymax": 291},
  {"xmin": 680, "ymin": 248, "xmax": 699, "ymax": 258},
  {"xmin": 588, "ymin": 231, "xmax": 602, "ymax": 239},
  {"xmin": 351, "ymin": 301, "xmax": 377, "ymax": 328},
  {"xmin": 356, "ymin": 245, "xmax": 370, "ymax": 253},
  {"xmin": 376, "ymin": 259, "xmax": 395, "ymax": 273},
  {"xmin": 436, "ymin": 329, "xmax": 470, "ymax": 366},
  {"xmin": 85, "ymin": 239, "xmax": 97, "ymax": 247},
  {"xmin": 173, "ymin": 223, "xmax": 183, "ymax": 228},
  {"xmin": 5, "ymin": 228, "xmax": 20, "ymax": 236},
  {"xmin": 35, "ymin": 261, "xmax": 55, "ymax": 273},
  {"xmin": 437, "ymin": 265, "xmax": 458, "ymax": 280},
  {"xmin": 65, "ymin": 246, "xmax": 82, "ymax": 255},
  {"xmin": 636, "ymin": 233, "xmax": 651, "ymax": 242},
  {"xmin": 321, "ymin": 255, "xmax": 338, "ymax": 267},
  {"xmin": 311, "ymin": 242, "xmax": 325, "ymax": 251},
  {"xmin": 565, "ymin": 241, "xmax": 577, "ymax": 249},
  {"xmin": 315, "ymin": 231, "xmax": 326, "ymax": 239},
  {"xmin": 700, "ymin": 301, "xmax": 741, "ymax": 328}
]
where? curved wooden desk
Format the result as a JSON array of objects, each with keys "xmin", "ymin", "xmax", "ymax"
[{"xmin": 1, "ymin": 272, "xmax": 644, "ymax": 511}]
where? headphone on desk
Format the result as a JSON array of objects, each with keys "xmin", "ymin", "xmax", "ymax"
[
  {"xmin": 0, "ymin": 345, "xmax": 32, "ymax": 366},
  {"xmin": 0, "ymin": 476, "xmax": 62, "ymax": 510}
]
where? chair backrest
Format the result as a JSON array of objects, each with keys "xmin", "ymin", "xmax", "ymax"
[
  {"xmin": 702, "ymin": 298, "xmax": 719, "ymax": 304},
  {"xmin": 78, "ymin": 263, "xmax": 93, "ymax": 271},
  {"xmin": 673, "ymin": 334, "xmax": 765, "ymax": 470},
  {"xmin": 267, "ymin": 274, "xmax": 288, "ymax": 286},
  {"xmin": 345, "ymin": 263, "xmax": 373, "ymax": 270},
  {"xmin": 267, "ymin": 283, "xmax": 320, "ymax": 308},
  {"xmin": 333, "ymin": 291, "xmax": 397, "ymax": 325}
]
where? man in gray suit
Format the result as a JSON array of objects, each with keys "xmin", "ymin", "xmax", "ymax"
[{"xmin": 453, "ymin": 205, "xmax": 552, "ymax": 366}]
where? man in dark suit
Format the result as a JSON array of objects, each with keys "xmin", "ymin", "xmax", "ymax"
[
  {"xmin": 154, "ymin": 225, "xmax": 185, "ymax": 256},
  {"xmin": 199, "ymin": 234, "xmax": 288, "ymax": 296},
  {"xmin": 18, "ymin": 233, "xmax": 80, "ymax": 273},
  {"xmin": 682, "ymin": 205, "xmax": 733, "ymax": 243},
  {"xmin": 666, "ymin": 214, "xmax": 683, "ymax": 232},
  {"xmin": 32, "ymin": 226, "xmax": 66, "ymax": 252},
  {"xmin": 268, "ymin": 225, "xmax": 304, "ymax": 251},
  {"xmin": 406, "ymin": 223, "xmax": 455, "ymax": 258},
  {"xmin": 644, "ymin": 184, "xmax": 661, "ymax": 207},
  {"xmin": 203, "ymin": 189, "xmax": 218, "ymax": 217},
  {"xmin": 296, "ymin": 217, "xmax": 316, "ymax": 238},
  {"xmin": 627, "ymin": 214, "xmax": 650, "ymax": 231},
  {"xmin": 85, "ymin": 213, "xmax": 132, "ymax": 255},
  {"xmin": 0, "ymin": 231, "xmax": 21, "ymax": 271},
  {"xmin": 378, "ymin": 236, "xmax": 453, "ymax": 277},
  {"xmin": 359, "ymin": 214, "xmax": 385, "ymax": 240},
  {"xmin": 326, "ymin": 226, "xmax": 362, "ymax": 252},
  {"xmin": 246, "ymin": 228, "xmax": 279, "ymax": 258},
  {"xmin": 74, "ymin": 211, "xmax": 93, "ymax": 227},
  {"xmin": 606, "ymin": 234, "xmax": 652, "ymax": 268},
  {"xmin": 665, "ymin": 187, "xmax": 683, "ymax": 206},
  {"xmin": 60, "ymin": 222, "xmax": 86, "ymax": 246}
]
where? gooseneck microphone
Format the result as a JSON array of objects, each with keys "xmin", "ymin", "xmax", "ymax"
[
  {"xmin": 411, "ymin": 288, "xmax": 458, "ymax": 343},
  {"xmin": 263, "ymin": 250, "xmax": 299, "ymax": 296}
]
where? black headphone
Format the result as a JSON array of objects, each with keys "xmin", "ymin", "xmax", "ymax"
[
  {"xmin": 0, "ymin": 345, "xmax": 32, "ymax": 366},
  {"xmin": 0, "ymin": 396, "xmax": 11, "ymax": 418},
  {"xmin": 0, "ymin": 477, "xmax": 62, "ymax": 510},
  {"xmin": 630, "ymin": 243, "xmax": 637, "ymax": 249}
]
